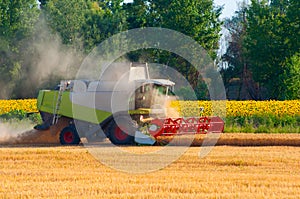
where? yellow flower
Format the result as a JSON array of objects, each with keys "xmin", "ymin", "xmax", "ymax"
[
  {"xmin": 168, "ymin": 100, "xmax": 300, "ymax": 117},
  {"xmin": 0, "ymin": 99, "xmax": 299, "ymax": 118},
  {"xmin": 0, "ymin": 99, "xmax": 38, "ymax": 115}
]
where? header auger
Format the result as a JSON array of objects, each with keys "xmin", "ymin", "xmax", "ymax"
[
  {"xmin": 34, "ymin": 63, "xmax": 224, "ymax": 145},
  {"xmin": 148, "ymin": 116, "xmax": 224, "ymax": 138}
]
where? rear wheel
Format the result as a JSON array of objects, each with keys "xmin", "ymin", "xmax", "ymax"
[
  {"xmin": 108, "ymin": 117, "xmax": 136, "ymax": 145},
  {"xmin": 59, "ymin": 126, "xmax": 80, "ymax": 145}
]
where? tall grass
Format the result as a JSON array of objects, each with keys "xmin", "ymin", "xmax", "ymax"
[
  {"xmin": 0, "ymin": 110, "xmax": 42, "ymax": 124},
  {"xmin": 225, "ymin": 114, "xmax": 300, "ymax": 133}
]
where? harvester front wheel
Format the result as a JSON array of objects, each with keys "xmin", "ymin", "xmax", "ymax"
[
  {"xmin": 108, "ymin": 117, "xmax": 135, "ymax": 145},
  {"xmin": 59, "ymin": 126, "xmax": 80, "ymax": 145}
]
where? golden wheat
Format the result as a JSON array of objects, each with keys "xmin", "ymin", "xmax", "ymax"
[{"xmin": 0, "ymin": 146, "xmax": 299, "ymax": 198}]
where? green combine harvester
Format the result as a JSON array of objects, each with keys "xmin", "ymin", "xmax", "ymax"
[{"xmin": 35, "ymin": 63, "xmax": 224, "ymax": 145}]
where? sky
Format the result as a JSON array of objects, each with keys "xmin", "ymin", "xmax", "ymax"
[{"xmin": 214, "ymin": 0, "xmax": 246, "ymax": 19}]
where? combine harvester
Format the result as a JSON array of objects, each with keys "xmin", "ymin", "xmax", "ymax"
[{"xmin": 34, "ymin": 63, "xmax": 224, "ymax": 145}]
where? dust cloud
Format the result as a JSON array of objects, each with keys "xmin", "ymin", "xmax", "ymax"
[
  {"xmin": 1, "ymin": 15, "xmax": 83, "ymax": 99},
  {"xmin": 0, "ymin": 121, "xmax": 33, "ymax": 144},
  {"xmin": 30, "ymin": 18, "xmax": 81, "ymax": 86},
  {"xmin": 0, "ymin": 16, "xmax": 83, "ymax": 143},
  {"xmin": 0, "ymin": 117, "xmax": 70, "ymax": 145},
  {"xmin": 22, "ymin": 17, "xmax": 82, "ymax": 97}
]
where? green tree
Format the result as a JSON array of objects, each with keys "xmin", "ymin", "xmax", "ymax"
[
  {"xmin": 221, "ymin": 6, "xmax": 249, "ymax": 99},
  {"xmin": 151, "ymin": 0, "xmax": 222, "ymax": 56},
  {"xmin": 83, "ymin": 0, "xmax": 128, "ymax": 51},
  {"xmin": 43, "ymin": 0, "xmax": 128, "ymax": 51},
  {"xmin": 125, "ymin": 0, "xmax": 222, "ymax": 58},
  {"xmin": 124, "ymin": 0, "xmax": 222, "ymax": 99},
  {"xmin": 281, "ymin": 53, "xmax": 300, "ymax": 99},
  {"xmin": 245, "ymin": 0, "xmax": 299, "ymax": 99},
  {"xmin": 124, "ymin": 0, "xmax": 148, "ymax": 29},
  {"xmin": 0, "ymin": 0, "xmax": 40, "ymax": 98},
  {"xmin": 44, "ymin": 0, "xmax": 88, "ymax": 50}
]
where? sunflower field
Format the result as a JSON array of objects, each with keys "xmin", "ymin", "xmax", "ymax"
[
  {"xmin": 169, "ymin": 100, "xmax": 300, "ymax": 117},
  {"xmin": 0, "ymin": 99, "xmax": 299, "ymax": 133},
  {"xmin": 0, "ymin": 99, "xmax": 299, "ymax": 117},
  {"xmin": 0, "ymin": 99, "xmax": 39, "ymax": 123},
  {"xmin": 169, "ymin": 100, "xmax": 300, "ymax": 133},
  {"xmin": 0, "ymin": 99, "xmax": 38, "ymax": 115}
]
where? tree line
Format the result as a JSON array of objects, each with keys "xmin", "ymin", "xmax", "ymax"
[
  {"xmin": 221, "ymin": 0, "xmax": 299, "ymax": 100},
  {"xmin": 0, "ymin": 0, "xmax": 299, "ymax": 100}
]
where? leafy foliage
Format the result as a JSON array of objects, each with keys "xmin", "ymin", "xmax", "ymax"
[
  {"xmin": 44, "ymin": 0, "xmax": 87, "ymax": 49},
  {"xmin": 281, "ymin": 53, "xmax": 300, "ymax": 99},
  {"xmin": 0, "ymin": 0, "xmax": 298, "ymax": 100},
  {"xmin": 221, "ymin": 0, "xmax": 299, "ymax": 100},
  {"xmin": 220, "ymin": 4, "xmax": 254, "ymax": 100},
  {"xmin": 0, "ymin": 110, "xmax": 42, "ymax": 123},
  {"xmin": 245, "ymin": 0, "xmax": 299, "ymax": 99},
  {"xmin": 0, "ymin": 0, "xmax": 40, "ymax": 98},
  {"xmin": 123, "ymin": 0, "xmax": 223, "ymax": 99}
]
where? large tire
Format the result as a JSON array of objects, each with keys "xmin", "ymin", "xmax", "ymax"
[
  {"xmin": 59, "ymin": 126, "xmax": 80, "ymax": 145},
  {"xmin": 108, "ymin": 117, "xmax": 136, "ymax": 145}
]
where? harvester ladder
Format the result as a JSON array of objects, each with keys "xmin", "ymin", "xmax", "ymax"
[{"xmin": 52, "ymin": 81, "xmax": 67, "ymax": 125}]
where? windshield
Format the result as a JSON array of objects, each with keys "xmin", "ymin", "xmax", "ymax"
[
  {"xmin": 154, "ymin": 85, "xmax": 175, "ymax": 96},
  {"xmin": 133, "ymin": 83, "xmax": 175, "ymax": 109}
]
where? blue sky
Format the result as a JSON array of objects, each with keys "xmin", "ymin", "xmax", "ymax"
[
  {"xmin": 214, "ymin": 0, "xmax": 245, "ymax": 19},
  {"xmin": 214, "ymin": 0, "xmax": 250, "ymax": 18}
]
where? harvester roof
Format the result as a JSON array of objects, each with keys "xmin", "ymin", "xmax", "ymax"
[{"xmin": 135, "ymin": 79, "xmax": 175, "ymax": 86}]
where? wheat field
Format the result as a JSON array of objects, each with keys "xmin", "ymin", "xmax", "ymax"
[{"xmin": 0, "ymin": 145, "xmax": 299, "ymax": 198}]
